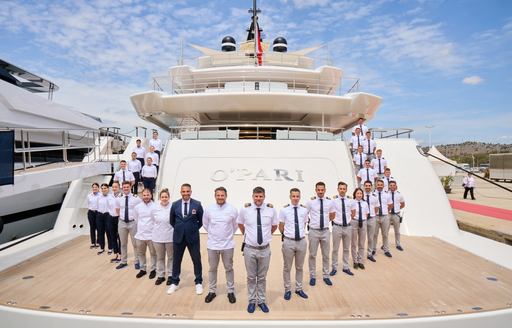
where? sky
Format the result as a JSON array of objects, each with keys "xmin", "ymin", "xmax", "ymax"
[{"xmin": 1, "ymin": 0, "xmax": 511, "ymax": 146}]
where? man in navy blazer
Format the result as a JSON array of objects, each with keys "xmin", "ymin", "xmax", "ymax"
[{"xmin": 167, "ymin": 183, "xmax": 204, "ymax": 295}]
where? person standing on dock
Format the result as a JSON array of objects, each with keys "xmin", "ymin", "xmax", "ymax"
[
  {"xmin": 238, "ymin": 186, "xmax": 278, "ymax": 314},
  {"xmin": 387, "ymin": 181, "xmax": 406, "ymax": 251},
  {"xmin": 330, "ymin": 181, "xmax": 354, "ymax": 277},
  {"xmin": 87, "ymin": 183, "xmax": 100, "ymax": 249},
  {"xmin": 152, "ymin": 189, "xmax": 174, "ymax": 286},
  {"xmin": 133, "ymin": 188, "xmax": 157, "ymax": 279},
  {"xmin": 167, "ymin": 184, "xmax": 204, "ymax": 295},
  {"xmin": 351, "ymin": 188, "xmax": 369, "ymax": 270},
  {"xmin": 115, "ymin": 181, "xmax": 141, "ymax": 270},
  {"xmin": 463, "ymin": 173, "xmax": 476, "ymax": 200},
  {"xmin": 203, "ymin": 187, "xmax": 238, "ymax": 304},
  {"xmin": 374, "ymin": 179, "xmax": 392, "ymax": 258},
  {"xmin": 306, "ymin": 182, "xmax": 335, "ymax": 287},
  {"xmin": 279, "ymin": 188, "xmax": 309, "ymax": 300}
]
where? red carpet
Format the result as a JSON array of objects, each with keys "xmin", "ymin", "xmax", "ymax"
[{"xmin": 450, "ymin": 200, "xmax": 512, "ymax": 221}]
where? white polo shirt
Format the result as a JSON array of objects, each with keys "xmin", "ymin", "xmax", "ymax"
[
  {"xmin": 237, "ymin": 203, "xmax": 278, "ymax": 247},
  {"xmin": 108, "ymin": 193, "xmax": 122, "ymax": 217},
  {"xmin": 134, "ymin": 200, "xmax": 155, "ymax": 240},
  {"xmin": 152, "ymin": 203, "xmax": 173, "ymax": 243},
  {"xmin": 149, "ymin": 138, "xmax": 163, "ymax": 152},
  {"xmin": 371, "ymin": 157, "xmax": 388, "ymax": 175},
  {"xmin": 133, "ymin": 145, "xmax": 146, "ymax": 159},
  {"xmin": 146, "ymin": 151, "xmax": 160, "ymax": 166},
  {"xmin": 331, "ymin": 195, "xmax": 353, "ymax": 226},
  {"xmin": 114, "ymin": 169, "xmax": 135, "ymax": 183},
  {"xmin": 278, "ymin": 204, "xmax": 308, "ymax": 239},
  {"xmin": 87, "ymin": 192, "xmax": 100, "ymax": 211},
  {"xmin": 141, "ymin": 164, "xmax": 157, "ymax": 178},
  {"xmin": 97, "ymin": 193, "xmax": 115, "ymax": 214},
  {"xmin": 203, "ymin": 202, "xmax": 238, "ymax": 250},
  {"xmin": 306, "ymin": 196, "xmax": 335, "ymax": 229},
  {"xmin": 128, "ymin": 159, "xmax": 142, "ymax": 174}
]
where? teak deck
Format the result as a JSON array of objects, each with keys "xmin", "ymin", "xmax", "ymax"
[{"xmin": 1, "ymin": 234, "xmax": 511, "ymax": 320}]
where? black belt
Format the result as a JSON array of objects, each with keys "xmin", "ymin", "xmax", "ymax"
[
  {"xmin": 119, "ymin": 218, "xmax": 135, "ymax": 222},
  {"xmin": 245, "ymin": 244, "xmax": 269, "ymax": 250},
  {"xmin": 332, "ymin": 222, "xmax": 348, "ymax": 227},
  {"xmin": 310, "ymin": 227, "xmax": 329, "ymax": 231},
  {"xmin": 283, "ymin": 236, "xmax": 305, "ymax": 241}
]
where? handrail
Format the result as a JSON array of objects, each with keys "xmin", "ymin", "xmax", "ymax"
[
  {"xmin": 416, "ymin": 146, "xmax": 512, "ymax": 193},
  {"xmin": 369, "ymin": 128, "xmax": 414, "ymax": 139}
]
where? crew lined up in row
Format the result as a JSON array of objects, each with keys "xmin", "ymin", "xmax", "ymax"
[{"xmin": 85, "ymin": 179, "xmax": 405, "ymax": 314}]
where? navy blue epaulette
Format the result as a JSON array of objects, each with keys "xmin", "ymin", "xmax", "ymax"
[
  {"xmin": 266, "ymin": 203, "xmax": 273, "ymax": 208},
  {"xmin": 326, "ymin": 197, "xmax": 331, "ymax": 200},
  {"xmin": 244, "ymin": 203, "xmax": 251, "ymax": 208},
  {"xmin": 310, "ymin": 196, "xmax": 316, "ymax": 200},
  {"xmin": 300, "ymin": 204, "xmax": 306, "ymax": 208},
  {"xmin": 333, "ymin": 195, "xmax": 338, "ymax": 199}
]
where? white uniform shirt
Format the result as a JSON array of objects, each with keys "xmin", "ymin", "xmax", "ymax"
[
  {"xmin": 353, "ymin": 153, "xmax": 367, "ymax": 167},
  {"xmin": 141, "ymin": 164, "xmax": 157, "ymax": 178},
  {"xmin": 152, "ymin": 203, "xmax": 173, "ymax": 243},
  {"xmin": 87, "ymin": 192, "xmax": 100, "ymax": 211},
  {"xmin": 134, "ymin": 201, "xmax": 155, "ymax": 240},
  {"xmin": 363, "ymin": 138, "xmax": 376, "ymax": 156},
  {"xmin": 146, "ymin": 151, "xmax": 159, "ymax": 166},
  {"xmin": 352, "ymin": 124, "xmax": 369, "ymax": 135},
  {"xmin": 128, "ymin": 159, "xmax": 142, "ymax": 174},
  {"xmin": 331, "ymin": 195, "xmax": 353, "ymax": 225},
  {"xmin": 358, "ymin": 167, "xmax": 378, "ymax": 184},
  {"xmin": 97, "ymin": 193, "xmax": 115, "ymax": 214},
  {"xmin": 306, "ymin": 197, "xmax": 335, "ymax": 229},
  {"xmin": 387, "ymin": 191, "xmax": 405, "ymax": 214},
  {"xmin": 350, "ymin": 134, "xmax": 364, "ymax": 150},
  {"xmin": 363, "ymin": 192, "xmax": 379, "ymax": 217},
  {"xmin": 278, "ymin": 204, "xmax": 308, "ymax": 239},
  {"xmin": 149, "ymin": 138, "xmax": 163, "ymax": 152},
  {"xmin": 203, "ymin": 203, "xmax": 238, "ymax": 250},
  {"xmin": 351, "ymin": 199, "xmax": 370, "ymax": 221},
  {"xmin": 371, "ymin": 157, "xmax": 388, "ymax": 175},
  {"xmin": 133, "ymin": 145, "xmax": 146, "ymax": 159},
  {"xmin": 383, "ymin": 176, "xmax": 396, "ymax": 192},
  {"xmin": 374, "ymin": 190, "xmax": 389, "ymax": 216},
  {"xmin": 463, "ymin": 176, "xmax": 475, "ymax": 188},
  {"xmin": 108, "ymin": 193, "xmax": 122, "ymax": 217},
  {"xmin": 237, "ymin": 203, "xmax": 278, "ymax": 247},
  {"xmin": 116, "ymin": 193, "xmax": 141, "ymax": 222},
  {"xmin": 114, "ymin": 169, "xmax": 135, "ymax": 183}
]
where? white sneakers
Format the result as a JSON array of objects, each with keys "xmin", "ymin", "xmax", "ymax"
[
  {"xmin": 166, "ymin": 284, "xmax": 178, "ymax": 294},
  {"xmin": 195, "ymin": 284, "xmax": 203, "ymax": 295},
  {"xmin": 166, "ymin": 283, "xmax": 203, "ymax": 295}
]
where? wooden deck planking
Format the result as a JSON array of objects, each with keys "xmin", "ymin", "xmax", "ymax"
[{"xmin": 0, "ymin": 234, "xmax": 511, "ymax": 320}]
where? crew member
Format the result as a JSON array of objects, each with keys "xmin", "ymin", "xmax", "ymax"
[
  {"xmin": 353, "ymin": 145, "xmax": 367, "ymax": 171},
  {"xmin": 87, "ymin": 183, "xmax": 100, "ymax": 249},
  {"xmin": 96, "ymin": 183, "xmax": 114, "ymax": 255},
  {"xmin": 351, "ymin": 188, "xmax": 369, "ymax": 270},
  {"xmin": 133, "ymin": 139, "xmax": 146, "ymax": 169},
  {"xmin": 363, "ymin": 181, "xmax": 379, "ymax": 263},
  {"xmin": 382, "ymin": 168, "xmax": 396, "ymax": 192},
  {"xmin": 330, "ymin": 181, "xmax": 354, "ymax": 276},
  {"xmin": 134, "ymin": 188, "xmax": 157, "ymax": 279},
  {"xmin": 149, "ymin": 130, "xmax": 163, "ymax": 157},
  {"xmin": 357, "ymin": 160, "xmax": 378, "ymax": 187},
  {"xmin": 128, "ymin": 152, "xmax": 142, "ymax": 195},
  {"xmin": 152, "ymin": 188, "xmax": 174, "ymax": 286},
  {"xmin": 374, "ymin": 179, "xmax": 392, "ymax": 258},
  {"xmin": 371, "ymin": 149, "xmax": 387, "ymax": 177},
  {"xmin": 113, "ymin": 160, "xmax": 135, "ymax": 187},
  {"xmin": 141, "ymin": 157, "xmax": 157, "ymax": 195},
  {"xmin": 109, "ymin": 181, "xmax": 122, "ymax": 263},
  {"xmin": 115, "ymin": 181, "xmax": 141, "ymax": 270},
  {"xmin": 362, "ymin": 130, "xmax": 376, "ymax": 161},
  {"xmin": 146, "ymin": 146, "xmax": 160, "ymax": 173},
  {"xmin": 387, "ymin": 181, "xmax": 405, "ymax": 251},
  {"xmin": 350, "ymin": 128, "xmax": 364, "ymax": 155}
]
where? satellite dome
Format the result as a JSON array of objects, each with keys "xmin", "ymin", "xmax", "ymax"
[
  {"xmin": 221, "ymin": 36, "xmax": 236, "ymax": 52},
  {"xmin": 273, "ymin": 37, "xmax": 287, "ymax": 52}
]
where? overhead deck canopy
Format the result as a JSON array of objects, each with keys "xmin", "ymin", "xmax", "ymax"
[{"xmin": 0, "ymin": 59, "xmax": 59, "ymax": 93}]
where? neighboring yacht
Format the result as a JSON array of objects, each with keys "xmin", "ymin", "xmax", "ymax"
[{"xmin": 0, "ymin": 1, "xmax": 511, "ymax": 327}]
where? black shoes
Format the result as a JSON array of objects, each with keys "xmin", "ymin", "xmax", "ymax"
[
  {"xmin": 353, "ymin": 263, "xmax": 359, "ymax": 270},
  {"xmin": 329, "ymin": 269, "xmax": 337, "ymax": 276},
  {"xmin": 166, "ymin": 276, "xmax": 172, "ymax": 285},
  {"xmin": 358, "ymin": 263, "xmax": 365, "ymax": 270},
  {"xmin": 136, "ymin": 270, "xmax": 147, "ymax": 278},
  {"xmin": 323, "ymin": 278, "xmax": 333, "ymax": 286},
  {"xmin": 205, "ymin": 292, "xmax": 217, "ymax": 303},
  {"xmin": 396, "ymin": 245, "xmax": 404, "ymax": 251},
  {"xmin": 367, "ymin": 255, "xmax": 376, "ymax": 262},
  {"xmin": 342, "ymin": 268, "xmax": 354, "ymax": 276},
  {"xmin": 155, "ymin": 277, "xmax": 165, "ymax": 285},
  {"xmin": 148, "ymin": 270, "xmax": 156, "ymax": 279},
  {"xmin": 116, "ymin": 263, "xmax": 127, "ymax": 270},
  {"xmin": 227, "ymin": 292, "xmax": 236, "ymax": 304},
  {"xmin": 384, "ymin": 251, "xmax": 392, "ymax": 258}
]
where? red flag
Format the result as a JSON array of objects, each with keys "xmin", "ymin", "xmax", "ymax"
[{"xmin": 255, "ymin": 20, "xmax": 263, "ymax": 65}]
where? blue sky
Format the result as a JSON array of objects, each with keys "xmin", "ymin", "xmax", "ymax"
[{"xmin": 1, "ymin": 0, "xmax": 511, "ymax": 145}]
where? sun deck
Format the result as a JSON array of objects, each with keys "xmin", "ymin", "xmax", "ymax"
[{"xmin": 1, "ymin": 234, "xmax": 511, "ymax": 321}]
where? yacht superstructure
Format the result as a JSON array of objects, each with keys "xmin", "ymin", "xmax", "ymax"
[{"xmin": 0, "ymin": 2, "xmax": 511, "ymax": 327}]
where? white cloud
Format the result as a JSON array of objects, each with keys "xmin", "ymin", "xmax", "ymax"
[{"xmin": 462, "ymin": 75, "xmax": 483, "ymax": 85}]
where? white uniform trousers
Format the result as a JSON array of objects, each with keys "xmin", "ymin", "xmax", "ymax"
[
  {"xmin": 282, "ymin": 237, "xmax": 307, "ymax": 292},
  {"xmin": 351, "ymin": 220, "xmax": 367, "ymax": 264},
  {"xmin": 331, "ymin": 224, "xmax": 352, "ymax": 271}
]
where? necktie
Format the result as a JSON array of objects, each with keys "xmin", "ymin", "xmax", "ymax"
[
  {"xmin": 122, "ymin": 170, "xmax": 126, "ymax": 182},
  {"xmin": 341, "ymin": 198, "xmax": 347, "ymax": 226},
  {"xmin": 366, "ymin": 168, "xmax": 370, "ymax": 182},
  {"xmin": 358, "ymin": 201, "xmax": 363, "ymax": 228},
  {"xmin": 360, "ymin": 125, "xmax": 364, "ymax": 134},
  {"xmin": 357, "ymin": 136, "xmax": 360, "ymax": 147},
  {"xmin": 378, "ymin": 192, "xmax": 383, "ymax": 216},
  {"xmin": 391, "ymin": 192, "xmax": 396, "ymax": 214},
  {"xmin": 293, "ymin": 207, "xmax": 300, "ymax": 240},
  {"xmin": 184, "ymin": 202, "xmax": 188, "ymax": 217},
  {"xmin": 366, "ymin": 194, "xmax": 371, "ymax": 219},
  {"xmin": 387, "ymin": 177, "xmax": 390, "ymax": 189},
  {"xmin": 378, "ymin": 159, "xmax": 382, "ymax": 174},
  {"xmin": 319, "ymin": 198, "xmax": 324, "ymax": 229},
  {"xmin": 124, "ymin": 196, "xmax": 129, "ymax": 223},
  {"xmin": 359, "ymin": 155, "xmax": 363, "ymax": 167},
  {"xmin": 256, "ymin": 208, "xmax": 263, "ymax": 245},
  {"xmin": 367, "ymin": 139, "xmax": 371, "ymax": 155}
]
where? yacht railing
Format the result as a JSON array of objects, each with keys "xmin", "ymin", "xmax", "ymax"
[
  {"xmin": 3, "ymin": 127, "xmax": 138, "ymax": 171},
  {"xmin": 152, "ymin": 74, "xmax": 361, "ymax": 96},
  {"xmin": 370, "ymin": 128, "xmax": 414, "ymax": 139},
  {"xmin": 168, "ymin": 124, "xmax": 345, "ymax": 141}
]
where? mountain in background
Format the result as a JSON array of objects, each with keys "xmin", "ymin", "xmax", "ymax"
[{"xmin": 429, "ymin": 142, "xmax": 512, "ymax": 166}]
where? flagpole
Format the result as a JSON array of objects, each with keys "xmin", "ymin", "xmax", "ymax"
[{"xmin": 252, "ymin": 0, "xmax": 257, "ymax": 66}]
